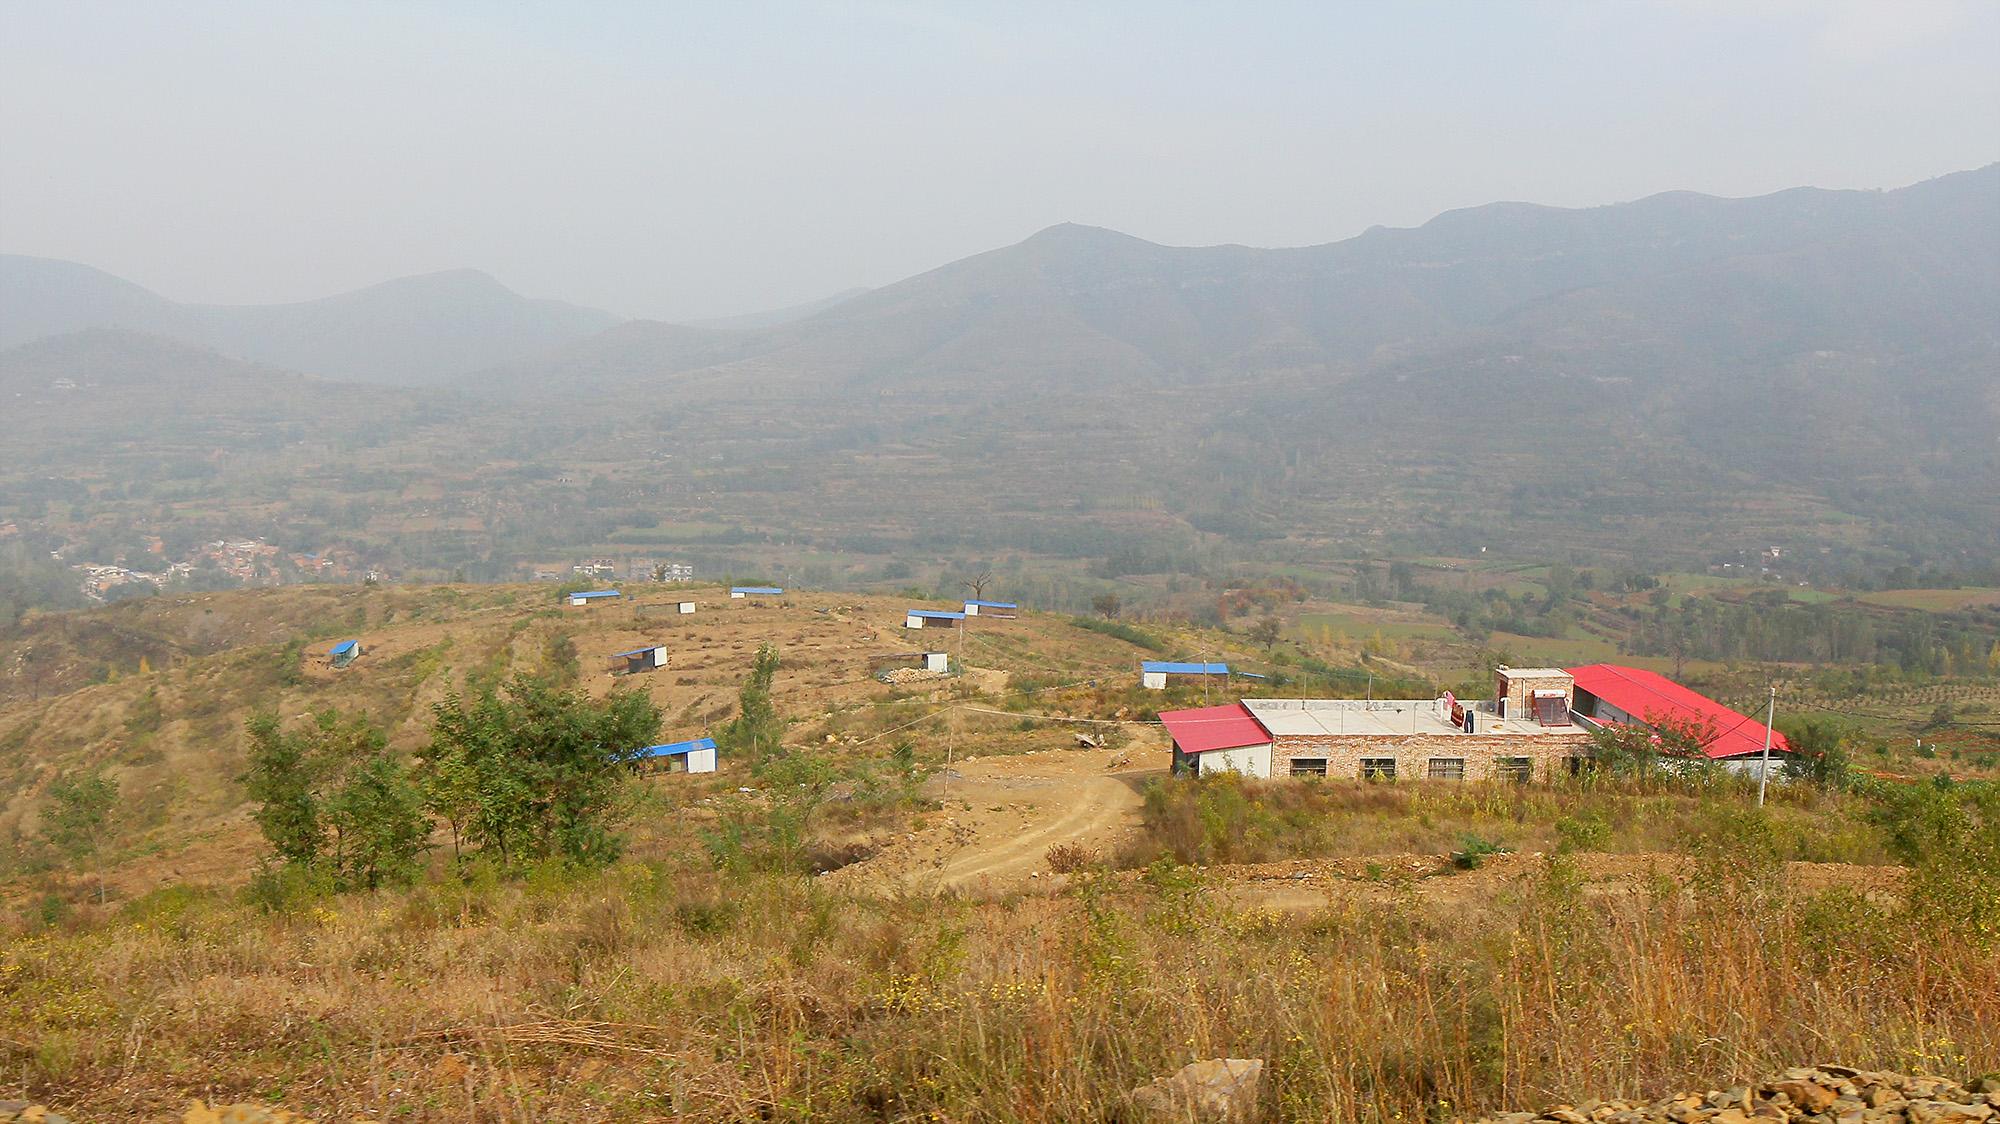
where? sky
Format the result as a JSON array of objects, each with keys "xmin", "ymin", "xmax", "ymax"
[{"xmin": 2, "ymin": 1, "xmax": 1996, "ymax": 322}]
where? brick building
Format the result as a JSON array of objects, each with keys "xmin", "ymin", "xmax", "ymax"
[{"xmin": 1159, "ymin": 667, "xmax": 1592, "ymax": 781}]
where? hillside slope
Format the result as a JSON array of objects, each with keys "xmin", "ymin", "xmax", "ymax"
[
  {"xmin": 0, "ymin": 584, "xmax": 1215, "ymax": 891},
  {"xmin": 419, "ymin": 167, "xmax": 1998, "ymax": 567},
  {"xmin": 0, "ymin": 256, "xmax": 622, "ymax": 384}
]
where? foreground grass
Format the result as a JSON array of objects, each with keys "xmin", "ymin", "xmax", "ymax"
[{"xmin": 3, "ymin": 832, "xmax": 1995, "ymax": 1122}]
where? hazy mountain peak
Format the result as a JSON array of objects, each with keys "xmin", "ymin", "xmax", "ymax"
[
  {"xmin": 0, "ymin": 256, "xmax": 622, "ymax": 384},
  {"xmin": 1019, "ymin": 222, "xmax": 1155, "ymax": 249}
]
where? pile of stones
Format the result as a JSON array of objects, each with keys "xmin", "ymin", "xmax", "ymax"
[{"xmin": 1476, "ymin": 1067, "xmax": 2000, "ymax": 1124}]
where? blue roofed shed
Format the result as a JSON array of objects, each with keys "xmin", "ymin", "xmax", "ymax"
[
  {"xmin": 905, "ymin": 609, "xmax": 967, "ymax": 629},
  {"xmin": 568, "ymin": 589, "xmax": 621, "ymax": 606},
  {"xmin": 635, "ymin": 737, "xmax": 717, "ymax": 774},
  {"xmin": 611, "ymin": 645, "xmax": 668, "ymax": 675},
  {"xmin": 963, "ymin": 599, "xmax": 1018, "ymax": 617},
  {"xmin": 1141, "ymin": 661, "xmax": 1229, "ymax": 689},
  {"xmin": 730, "ymin": 586, "xmax": 783, "ymax": 598},
  {"xmin": 329, "ymin": 639, "xmax": 362, "ymax": 668}
]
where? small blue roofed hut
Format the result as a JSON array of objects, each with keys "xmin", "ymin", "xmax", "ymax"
[
  {"xmin": 329, "ymin": 639, "xmax": 362, "ymax": 668},
  {"xmin": 905, "ymin": 609, "xmax": 966, "ymax": 630},
  {"xmin": 568, "ymin": 589, "xmax": 621, "ymax": 607},
  {"xmin": 611, "ymin": 645, "xmax": 668, "ymax": 676},
  {"xmin": 963, "ymin": 599, "xmax": 1018, "ymax": 617},
  {"xmin": 1140, "ymin": 660, "xmax": 1229, "ymax": 690},
  {"xmin": 730, "ymin": 586, "xmax": 783, "ymax": 599},
  {"xmin": 635, "ymin": 737, "xmax": 717, "ymax": 774}
]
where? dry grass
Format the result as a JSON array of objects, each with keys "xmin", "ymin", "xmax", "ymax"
[
  {"xmin": 2, "ymin": 837, "xmax": 1995, "ymax": 1122},
  {"xmin": 1125, "ymin": 774, "xmax": 1895, "ymax": 868}
]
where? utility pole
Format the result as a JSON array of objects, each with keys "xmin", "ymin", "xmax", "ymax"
[{"xmin": 1756, "ymin": 685, "xmax": 1777, "ymax": 807}]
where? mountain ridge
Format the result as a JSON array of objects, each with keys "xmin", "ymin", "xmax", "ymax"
[{"xmin": 0, "ymin": 256, "xmax": 622, "ymax": 385}]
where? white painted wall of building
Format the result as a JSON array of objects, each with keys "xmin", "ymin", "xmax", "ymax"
[
  {"xmin": 678, "ymin": 602, "xmax": 696, "ymax": 614},
  {"xmin": 731, "ymin": 590, "xmax": 746, "ymax": 599},
  {"xmin": 1142, "ymin": 671, "xmax": 1167, "ymax": 690},
  {"xmin": 686, "ymin": 746, "xmax": 717, "ymax": 774},
  {"xmin": 905, "ymin": 614, "xmax": 927, "ymax": 629},
  {"xmin": 1196, "ymin": 743, "xmax": 1272, "ymax": 779}
]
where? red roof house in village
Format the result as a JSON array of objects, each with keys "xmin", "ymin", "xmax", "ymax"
[
  {"xmin": 1567, "ymin": 663, "xmax": 1790, "ymax": 767},
  {"xmin": 1158, "ymin": 703, "xmax": 1273, "ymax": 778}
]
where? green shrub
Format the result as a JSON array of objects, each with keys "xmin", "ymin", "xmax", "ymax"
[{"xmin": 1451, "ymin": 834, "xmax": 1511, "ymax": 870}]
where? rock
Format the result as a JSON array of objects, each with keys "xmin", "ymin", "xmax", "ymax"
[
  {"xmin": 0, "ymin": 1104, "xmax": 73, "ymax": 1124},
  {"xmin": 1907, "ymin": 1101, "xmax": 1994, "ymax": 1124},
  {"xmin": 1773, "ymin": 1082, "xmax": 1841, "ymax": 1113},
  {"xmin": 1131, "ymin": 1058, "xmax": 1265, "ymax": 1120}
]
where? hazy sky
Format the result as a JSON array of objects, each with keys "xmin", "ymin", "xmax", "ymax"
[{"xmin": 3, "ymin": 1, "xmax": 1995, "ymax": 322}]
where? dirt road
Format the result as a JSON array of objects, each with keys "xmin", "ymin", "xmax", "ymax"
[{"xmin": 824, "ymin": 748, "xmax": 1157, "ymax": 892}]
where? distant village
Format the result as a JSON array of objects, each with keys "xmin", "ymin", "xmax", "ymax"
[{"xmin": 55, "ymin": 529, "xmax": 698, "ymax": 604}]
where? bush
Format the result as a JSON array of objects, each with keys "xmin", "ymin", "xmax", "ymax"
[
  {"xmin": 1045, "ymin": 842, "xmax": 1098, "ymax": 874},
  {"xmin": 1069, "ymin": 616, "xmax": 1168, "ymax": 653},
  {"xmin": 1451, "ymin": 834, "xmax": 1511, "ymax": 870}
]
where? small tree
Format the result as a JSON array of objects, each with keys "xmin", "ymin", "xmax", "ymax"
[
  {"xmin": 244, "ymin": 713, "xmax": 328, "ymax": 865},
  {"xmin": 1778, "ymin": 716, "xmax": 1855, "ymax": 790},
  {"xmin": 424, "ymin": 676, "xmax": 661, "ymax": 869},
  {"xmin": 43, "ymin": 771, "xmax": 117, "ymax": 903},
  {"xmin": 719, "ymin": 643, "xmax": 784, "ymax": 763},
  {"xmin": 1247, "ymin": 616, "xmax": 1283, "ymax": 649},
  {"xmin": 963, "ymin": 570, "xmax": 995, "ymax": 601},
  {"xmin": 244, "ymin": 710, "xmax": 430, "ymax": 889},
  {"xmin": 324, "ymin": 753, "xmax": 429, "ymax": 889},
  {"xmin": 1092, "ymin": 592, "xmax": 1121, "ymax": 619},
  {"xmin": 1588, "ymin": 712, "xmax": 1716, "ymax": 777}
]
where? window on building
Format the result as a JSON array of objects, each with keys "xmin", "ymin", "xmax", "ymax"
[
  {"xmin": 1495, "ymin": 757, "xmax": 1533, "ymax": 783},
  {"xmin": 1289, "ymin": 757, "xmax": 1328, "ymax": 778},
  {"xmin": 1427, "ymin": 757, "xmax": 1465, "ymax": 780},
  {"xmin": 1359, "ymin": 757, "xmax": 1397, "ymax": 781}
]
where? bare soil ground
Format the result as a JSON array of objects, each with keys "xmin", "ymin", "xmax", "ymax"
[
  {"xmin": 824, "ymin": 747, "xmax": 1158, "ymax": 892},
  {"xmin": 1192, "ymin": 850, "xmax": 1906, "ymax": 912}
]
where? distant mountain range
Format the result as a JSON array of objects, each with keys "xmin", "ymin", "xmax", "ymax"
[
  {"xmin": 0, "ymin": 258, "xmax": 621, "ymax": 385},
  {"xmin": 3, "ymin": 163, "xmax": 1997, "ymax": 570}
]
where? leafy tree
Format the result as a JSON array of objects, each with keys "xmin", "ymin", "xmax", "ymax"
[
  {"xmin": 1588, "ymin": 712, "xmax": 1716, "ymax": 776},
  {"xmin": 1092, "ymin": 592, "xmax": 1121, "ymax": 619},
  {"xmin": 1777, "ymin": 716, "xmax": 1855, "ymax": 790},
  {"xmin": 244, "ymin": 710, "xmax": 429, "ymax": 889},
  {"xmin": 324, "ymin": 753, "xmax": 429, "ymax": 889},
  {"xmin": 42, "ymin": 771, "xmax": 118, "ymax": 903},
  {"xmin": 718, "ymin": 643, "xmax": 783, "ymax": 762},
  {"xmin": 424, "ymin": 676, "xmax": 660, "ymax": 869},
  {"xmin": 244, "ymin": 713, "xmax": 330, "ymax": 865}
]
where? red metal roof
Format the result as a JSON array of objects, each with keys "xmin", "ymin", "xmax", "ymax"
[
  {"xmin": 1567, "ymin": 664, "xmax": 1789, "ymax": 760},
  {"xmin": 1158, "ymin": 703, "xmax": 1271, "ymax": 754}
]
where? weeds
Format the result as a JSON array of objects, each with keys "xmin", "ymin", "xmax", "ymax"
[{"xmin": 3, "ymin": 846, "xmax": 1990, "ymax": 1120}]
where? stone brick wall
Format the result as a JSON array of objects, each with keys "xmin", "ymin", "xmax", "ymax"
[
  {"xmin": 1497, "ymin": 670, "xmax": 1575, "ymax": 716},
  {"xmin": 1269, "ymin": 731, "xmax": 1593, "ymax": 782}
]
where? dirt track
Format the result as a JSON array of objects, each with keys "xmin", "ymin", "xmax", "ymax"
[{"xmin": 823, "ymin": 748, "xmax": 1157, "ymax": 892}]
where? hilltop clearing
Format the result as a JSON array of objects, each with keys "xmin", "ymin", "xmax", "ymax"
[{"xmin": 0, "ymin": 583, "xmax": 1244, "ymax": 894}]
